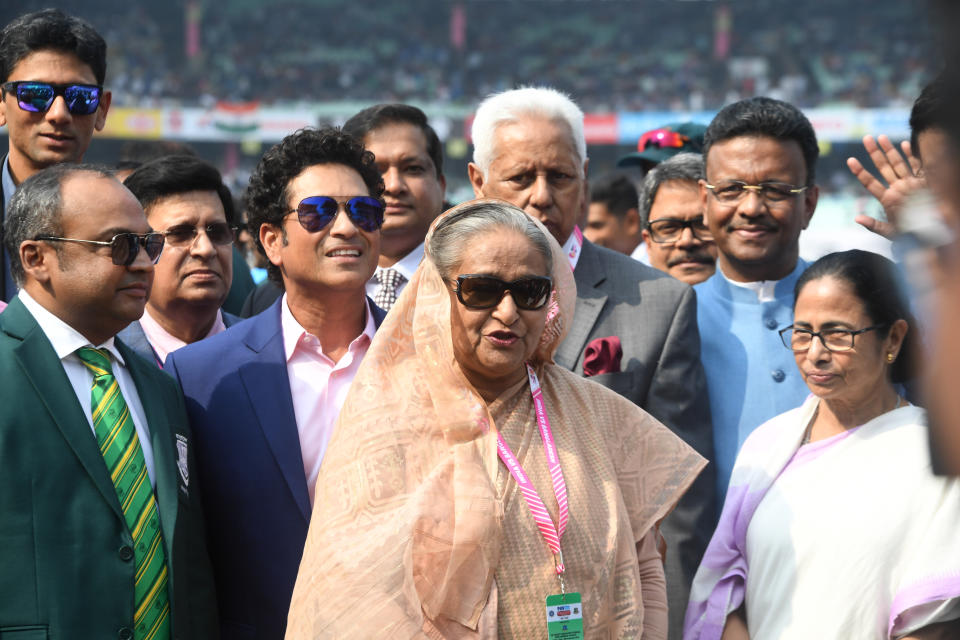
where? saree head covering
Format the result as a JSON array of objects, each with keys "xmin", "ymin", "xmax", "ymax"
[{"xmin": 285, "ymin": 200, "xmax": 706, "ymax": 638}]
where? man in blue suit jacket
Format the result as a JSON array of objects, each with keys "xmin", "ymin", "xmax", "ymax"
[{"xmin": 166, "ymin": 127, "xmax": 388, "ymax": 639}]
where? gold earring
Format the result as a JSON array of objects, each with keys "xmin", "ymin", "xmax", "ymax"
[{"xmin": 886, "ymin": 353, "xmax": 895, "ymax": 363}]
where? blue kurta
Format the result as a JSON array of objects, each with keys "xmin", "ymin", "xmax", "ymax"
[{"xmin": 694, "ymin": 261, "xmax": 810, "ymax": 508}]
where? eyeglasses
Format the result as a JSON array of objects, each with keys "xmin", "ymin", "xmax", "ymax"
[
  {"xmin": 161, "ymin": 223, "xmax": 235, "ymax": 248},
  {"xmin": 453, "ymin": 274, "xmax": 553, "ymax": 310},
  {"xmin": 2, "ymin": 81, "xmax": 103, "ymax": 115},
  {"xmin": 36, "ymin": 232, "xmax": 165, "ymax": 266},
  {"xmin": 646, "ymin": 216, "xmax": 713, "ymax": 243},
  {"xmin": 704, "ymin": 181, "xmax": 808, "ymax": 204},
  {"xmin": 779, "ymin": 324, "xmax": 888, "ymax": 353},
  {"xmin": 288, "ymin": 196, "xmax": 384, "ymax": 233},
  {"xmin": 637, "ymin": 128, "xmax": 689, "ymax": 151}
]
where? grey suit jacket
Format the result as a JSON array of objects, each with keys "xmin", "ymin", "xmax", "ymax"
[
  {"xmin": 555, "ymin": 239, "xmax": 715, "ymax": 638},
  {"xmin": 117, "ymin": 311, "xmax": 241, "ymax": 367}
]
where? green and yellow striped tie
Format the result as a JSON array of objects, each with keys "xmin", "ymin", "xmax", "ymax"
[{"xmin": 77, "ymin": 347, "xmax": 171, "ymax": 640}]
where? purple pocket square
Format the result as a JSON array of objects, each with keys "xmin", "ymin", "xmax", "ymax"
[{"xmin": 582, "ymin": 336, "xmax": 622, "ymax": 377}]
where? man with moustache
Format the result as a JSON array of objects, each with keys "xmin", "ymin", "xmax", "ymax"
[
  {"xmin": 165, "ymin": 127, "xmax": 387, "ymax": 638},
  {"xmin": 0, "ymin": 9, "xmax": 112, "ymax": 302},
  {"xmin": 468, "ymin": 86, "xmax": 715, "ymax": 638},
  {"xmin": 118, "ymin": 155, "xmax": 240, "ymax": 366},
  {"xmin": 0, "ymin": 164, "xmax": 217, "ymax": 638},
  {"xmin": 694, "ymin": 97, "xmax": 819, "ymax": 507},
  {"xmin": 638, "ymin": 153, "xmax": 717, "ymax": 285},
  {"xmin": 346, "ymin": 104, "xmax": 446, "ymax": 311}
]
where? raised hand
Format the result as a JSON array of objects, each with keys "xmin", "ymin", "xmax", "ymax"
[{"xmin": 847, "ymin": 134, "xmax": 926, "ymax": 239}]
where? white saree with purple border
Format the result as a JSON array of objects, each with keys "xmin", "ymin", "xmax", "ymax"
[{"xmin": 684, "ymin": 395, "xmax": 960, "ymax": 639}]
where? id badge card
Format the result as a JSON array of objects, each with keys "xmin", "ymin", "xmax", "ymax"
[{"xmin": 545, "ymin": 592, "xmax": 583, "ymax": 640}]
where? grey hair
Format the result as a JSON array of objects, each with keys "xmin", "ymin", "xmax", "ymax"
[
  {"xmin": 637, "ymin": 152, "xmax": 705, "ymax": 227},
  {"xmin": 4, "ymin": 164, "xmax": 115, "ymax": 285},
  {"xmin": 427, "ymin": 200, "xmax": 554, "ymax": 280},
  {"xmin": 471, "ymin": 86, "xmax": 587, "ymax": 178}
]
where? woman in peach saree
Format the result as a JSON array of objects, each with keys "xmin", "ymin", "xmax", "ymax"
[{"xmin": 285, "ymin": 200, "xmax": 706, "ymax": 639}]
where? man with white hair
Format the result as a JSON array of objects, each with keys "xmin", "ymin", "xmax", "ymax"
[{"xmin": 468, "ymin": 86, "xmax": 715, "ymax": 636}]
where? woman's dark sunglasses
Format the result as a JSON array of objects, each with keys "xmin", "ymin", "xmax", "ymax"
[
  {"xmin": 2, "ymin": 81, "xmax": 103, "ymax": 115},
  {"xmin": 289, "ymin": 196, "xmax": 385, "ymax": 233},
  {"xmin": 454, "ymin": 274, "xmax": 553, "ymax": 310},
  {"xmin": 36, "ymin": 232, "xmax": 165, "ymax": 266}
]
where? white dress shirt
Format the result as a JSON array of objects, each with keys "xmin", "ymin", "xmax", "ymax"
[
  {"xmin": 366, "ymin": 242, "xmax": 424, "ymax": 301},
  {"xmin": 19, "ymin": 290, "xmax": 156, "ymax": 485}
]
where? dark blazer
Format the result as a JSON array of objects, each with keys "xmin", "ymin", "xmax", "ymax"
[
  {"xmin": 165, "ymin": 297, "xmax": 387, "ymax": 640},
  {"xmin": 554, "ymin": 239, "xmax": 716, "ymax": 637},
  {"xmin": 117, "ymin": 310, "xmax": 241, "ymax": 366},
  {"xmin": 0, "ymin": 297, "xmax": 219, "ymax": 639}
]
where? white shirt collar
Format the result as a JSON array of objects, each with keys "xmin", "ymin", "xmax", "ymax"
[
  {"xmin": 18, "ymin": 289, "xmax": 126, "ymax": 364},
  {"xmin": 374, "ymin": 242, "xmax": 424, "ymax": 281},
  {"xmin": 718, "ymin": 264, "xmax": 779, "ymax": 303}
]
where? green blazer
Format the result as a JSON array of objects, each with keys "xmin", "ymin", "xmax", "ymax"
[{"xmin": 0, "ymin": 297, "xmax": 219, "ymax": 640}]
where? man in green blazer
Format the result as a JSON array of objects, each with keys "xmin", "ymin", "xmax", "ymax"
[{"xmin": 0, "ymin": 163, "xmax": 218, "ymax": 639}]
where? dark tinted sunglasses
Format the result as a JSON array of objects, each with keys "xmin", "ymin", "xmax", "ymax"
[
  {"xmin": 162, "ymin": 223, "xmax": 235, "ymax": 248},
  {"xmin": 289, "ymin": 196, "xmax": 384, "ymax": 233},
  {"xmin": 2, "ymin": 81, "xmax": 103, "ymax": 115},
  {"xmin": 454, "ymin": 274, "xmax": 553, "ymax": 310},
  {"xmin": 36, "ymin": 232, "xmax": 165, "ymax": 266}
]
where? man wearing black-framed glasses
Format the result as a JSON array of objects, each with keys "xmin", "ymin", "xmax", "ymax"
[
  {"xmin": 0, "ymin": 163, "xmax": 218, "ymax": 638},
  {"xmin": 0, "ymin": 9, "xmax": 113, "ymax": 303},
  {"xmin": 638, "ymin": 152, "xmax": 717, "ymax": 285},
  {"xmin": 117, "ymin": 155, "xmax": 241, "ymax": 366},
  {"xmin": 695, "ymin": 96, "xmax": 821, "ymax": 511}
]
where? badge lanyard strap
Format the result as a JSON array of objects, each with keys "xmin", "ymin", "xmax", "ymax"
[{"xmin": 496, "ymin": 363, "xmax": 570, "ymax": 592}]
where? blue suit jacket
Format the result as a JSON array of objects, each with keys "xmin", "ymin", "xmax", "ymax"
[{"xmin": 164, "ymin": 297, "xmax": 386, "ymax": 640}]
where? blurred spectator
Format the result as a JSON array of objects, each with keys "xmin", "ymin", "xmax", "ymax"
[
  {"xmin": 584, "ymin": 172, "xmax": 643, "ymax": 258},
  {"xmin": 0, "ymin": 0, "xmax": 933, "ymax": 111},
  {"xmin": 617, "ymin": 123, "xmax": 707, "ymax": 174}
]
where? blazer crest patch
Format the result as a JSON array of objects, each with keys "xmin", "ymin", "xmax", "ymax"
[{"xmin": 176, "ymin": 433, "xmax": 189, "ymax": 493}]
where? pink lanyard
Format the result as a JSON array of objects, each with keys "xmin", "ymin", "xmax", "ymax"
[{"xmin": 496, "ymin": 363, "xmax": 570, "ymax": 591}]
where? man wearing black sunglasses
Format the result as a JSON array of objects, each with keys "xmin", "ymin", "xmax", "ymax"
[
  {"xmin": 0, "ymin": 164, "xmax": 218, "ymax": 638},
  {"xmin": 165, "ymin": 127, "xmax": 388, "ymax": 638},
  {"xmin": 0, "ymin": 9, "xmax": 112, "ymax": 303},
  {"xmin": 117, "ymin": 155, "xmax": 241, "ymax": 366}
]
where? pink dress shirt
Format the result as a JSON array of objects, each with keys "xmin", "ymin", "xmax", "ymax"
[
  {"xmin": 281, "ymin": 294, "xmax": 376, "ymax": 505},
  {"xmin": 139, "ymin": 307, "xmax": 227, "ymax": 364}
]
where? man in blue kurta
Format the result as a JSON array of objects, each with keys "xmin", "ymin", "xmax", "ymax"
[{"xmin": 694, "ymin": 97, "xmax": 820, "ymax": 508}]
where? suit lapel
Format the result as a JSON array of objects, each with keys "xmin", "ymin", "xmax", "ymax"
[
  {"xmin": 122, "ymin": 341, "xmax": 180, "ymax": 553},
  {"xmin": 239, "ymin": 306, "xmax": 311, "ymax": 521},
  {"xmin": 3, "ymin": 299, "xmax": 124, "ymax": 520},
  {"xmin": 555, "ymin": 241, "xmax": 608, "ymax": 371}
]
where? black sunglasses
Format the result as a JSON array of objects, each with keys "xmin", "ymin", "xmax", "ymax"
[
  {"xmin": 288, "ymin": 196, "xmax": 384, "ymax": 233},
  {"xmin": 2, "ymin": 81, "xmax": 103, "ymax": 115},
  {"xmin": 161, "ymin": 223, "xmax": 235, "ymax": 248},
  {"xmin": 36, "ymin": 232, "xmax": 165, "ymax": 266},
  {"xmin": 454, "ymin": 274, "xmax": 553, "ymax": 310}
]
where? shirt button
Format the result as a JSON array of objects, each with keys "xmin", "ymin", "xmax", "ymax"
[
  {"xmin": 772, "ymin": 369, "xmax": 786, "ymax": 383},
  {"xmin": 118, "ymin": 627, "xmax": 133, "ymax": 640},
  {"xmin": 765, "ymin": 317, "xmax": 778, "ymax": 329},
  {"xmin": 118, "ymin": 545, "xmax": 134, "ymax": 562}
]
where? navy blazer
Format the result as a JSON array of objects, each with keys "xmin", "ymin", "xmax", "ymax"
[
  {"xmin": 116, "ymin": 311, "xmax": 241, "ymax": 367},
  {"xmin": 165, "ymin": 297, "xmax": 386, "ymax": 640}
]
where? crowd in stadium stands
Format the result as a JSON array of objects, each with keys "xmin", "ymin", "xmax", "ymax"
[{"xmin": 0, "ymin": 0, "xmax": 931, "ymax": 111}]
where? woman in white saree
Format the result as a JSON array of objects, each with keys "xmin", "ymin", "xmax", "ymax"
[{"xmin": 685, "ymin": 250, "xmax": 960, "ymax": 640}]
